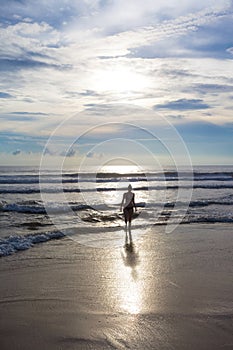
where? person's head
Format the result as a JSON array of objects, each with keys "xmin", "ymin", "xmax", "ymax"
[{"xmin": 128, "ymin": 184, "xmax": 132, "ymax": 192}]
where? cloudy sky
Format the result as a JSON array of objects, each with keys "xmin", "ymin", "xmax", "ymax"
[{"xmin": 0, "ymin": 0, "xmax": 233, "ymax": 167}]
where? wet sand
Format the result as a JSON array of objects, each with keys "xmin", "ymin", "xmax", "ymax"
[{"xmin": 0, "ymin": 224, "xmax": 233, "ymax": 349}]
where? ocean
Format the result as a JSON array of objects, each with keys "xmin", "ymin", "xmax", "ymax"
[{"xmin": 0, "ymin": 165, "xmax": 233, "ymax": 257}]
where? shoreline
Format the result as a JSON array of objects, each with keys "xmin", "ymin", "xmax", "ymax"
[
  {"xmin": 1, "ymin": 223, "xmax": 233, "ymax": 349},
  {"xmin": 1, "ymin": 221, "xmax": 233, "ymax": 258}
]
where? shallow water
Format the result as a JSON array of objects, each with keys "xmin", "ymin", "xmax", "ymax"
[{"xmin": 0, "ymin": 165, "xmax": 233, "ymax": 256}]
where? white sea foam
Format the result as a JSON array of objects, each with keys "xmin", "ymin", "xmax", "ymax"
[{"xmin": 0, "ymin": 231, "xmax": 64, "ymax": 257}]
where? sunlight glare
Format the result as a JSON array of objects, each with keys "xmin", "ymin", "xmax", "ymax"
[
  {"xmin": 120, "ymin": 279, "xmax": 142, "ymax": 315},
  {"xmin": 93, "ymin": 67, "xmax": 148, "ymax": 93},
  {"xmin": 118, "ymin": 248, "xmax": 142, "ymax": 315},
  {"xmin": 101, "ymin": 164, "xmax": 140, "ymax": 174},
  {"xmin": 98, "ymin": 164, "xmax": 142, "ymax": 206}
]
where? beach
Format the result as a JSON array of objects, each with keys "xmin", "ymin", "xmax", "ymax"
[{"xmin": 1, "ymin": 223, "xmax": 233, "ymax": 350}]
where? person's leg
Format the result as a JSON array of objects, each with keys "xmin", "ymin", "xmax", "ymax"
[
  {"xmin": 128, "ymin": 208, "xmax": 133, "ymax": 226},
  {"xmin": 123, "ymin": 208, "xmax": 128, "ymax": 225}
]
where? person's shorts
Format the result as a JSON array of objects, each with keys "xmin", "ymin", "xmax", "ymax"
[{"xmin": 123, "ymin": 206, "xmax": 133, "ymax": 217}]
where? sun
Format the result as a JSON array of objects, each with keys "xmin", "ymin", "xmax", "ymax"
[{"xmin": 92, "ymin": 66, "xmax": 148, "ymax": 93}]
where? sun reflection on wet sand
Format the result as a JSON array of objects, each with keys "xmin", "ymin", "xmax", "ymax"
[
  {"xmin": 94, "ymin": 226, "xmax": 164, "ymax": 318},
  {"xmin": 119, "ymin": 277, "xmax": 142, "ymax": 315},
  {"xmin": 105, "ymin": 226, "xmax": 146, "ymax": 315},
  {"xmin": 119, "ymin": 240, "xmax": 141, "ymax": 314}
]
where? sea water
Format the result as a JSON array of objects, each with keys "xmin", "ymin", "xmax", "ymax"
[{"xmin": 0, "ymin": 165, "xmax": 233, "ymax": 256}]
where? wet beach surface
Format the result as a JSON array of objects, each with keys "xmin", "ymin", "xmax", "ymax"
[{"xmin": 1, "ymin": 223, "xmax": 233, "ymax": 349}]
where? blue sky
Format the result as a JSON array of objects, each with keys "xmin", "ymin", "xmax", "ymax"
[{"xmin": 0, "ymin": 0, "xmax": 233, "ymax": 166}]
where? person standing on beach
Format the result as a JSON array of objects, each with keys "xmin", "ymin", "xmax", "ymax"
[{"xmin": 120, "ymin": 184, "xmax": 137, "ymax": 227}]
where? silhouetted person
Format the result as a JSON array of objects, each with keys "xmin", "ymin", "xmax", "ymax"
[{"xmin": 120, "ymin": 184, "xmax": 137, "ymax": 227}]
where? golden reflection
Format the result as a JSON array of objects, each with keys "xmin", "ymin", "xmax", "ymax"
[
  {"xmin": 116, "ymin": 227, "xmax": 142, "ymax": 315},
  {"xmin": 97, "ymin": 225, "xmax": 164, "ymax": 317}
]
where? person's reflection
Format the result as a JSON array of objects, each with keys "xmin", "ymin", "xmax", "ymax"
[
  {"xmin": 121, "ymin": 226, "xmax": 140, "ymax": 280},
  {"xmin": 125, "ymin": 225, "xmax": 133, "ymax": 249}
]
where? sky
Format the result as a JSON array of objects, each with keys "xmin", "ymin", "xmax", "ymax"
[{"xmin": 0, "ymin": 0, "xmax": 233, "ymax": 168}]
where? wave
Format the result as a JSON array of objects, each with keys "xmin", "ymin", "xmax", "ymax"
[
  {"xmin": 67, "ymin": 171, "xmax": 233, "ymax": 179},
  {"xmin": 1, "ymin": 215, "xmax": 233, "ymax": 258},
  {"xmin": 166, "ymin": 198, "xmax": 233, "ymax": 208},
  {"xmin": 1, "ymin": 195, "xmax": 233, "ymax": 215},
  {"xmin": 182, "ymin": 217, "xmax": 233, "ymax": 224},
  {"xmin": 0, "ymin": 201, "xmax": 93, "ymax": 214},
  {"xmin": 1, "ymin": 183, "xmax": 233, "ymax": 195},
  {"xmin": 0, "ymin": 231, "xmax": 64, "ymax": 257},
  {"xmin": 0, "ymin": 171, "xmax": 232, "ymax": 185}
]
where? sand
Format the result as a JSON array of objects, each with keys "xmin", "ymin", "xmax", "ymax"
[{"xmin": 0, "ymin": 223, "xmax": 233, "ymax": 350}]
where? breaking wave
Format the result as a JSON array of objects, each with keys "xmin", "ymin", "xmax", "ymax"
[{"xmin": 0, "ymin": 231, "xmax": 64, "ymax": 257}]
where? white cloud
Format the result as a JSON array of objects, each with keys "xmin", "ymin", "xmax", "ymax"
[
  {"xmin": 0, "ymin": 0, "xmax": 233, "ymax": 167},
  {"xmin": 64, "ymin": 0, "xmax": 230, "ymax": 35},
  {"xmin": 86, "ymin": 151, "xmax": 104, "ymax": 159},
  {"xmin": 12, "ymin": 149, "xmax": 21, "ymax": 155},
  {"xmin": 0, "ymin": 21, "xmax": 61, "ymax": 60}
]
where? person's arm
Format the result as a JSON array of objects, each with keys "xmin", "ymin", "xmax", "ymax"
[
  {"xmin": 132, "ymin": 193, "xmax": 137, "ymax": 211},
  {"xmin": 120, "ymin": 193, "xmax": 125, "ymax": 212}
]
